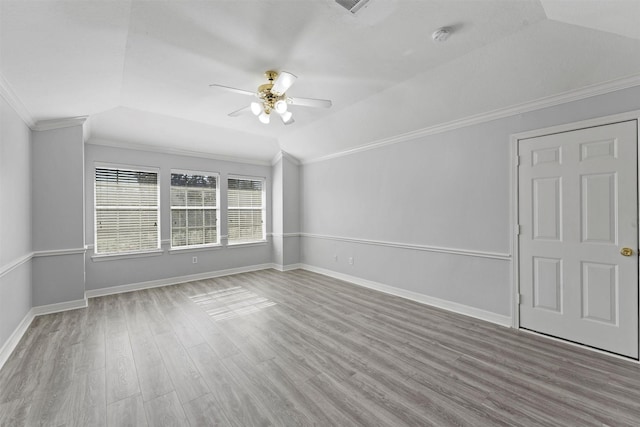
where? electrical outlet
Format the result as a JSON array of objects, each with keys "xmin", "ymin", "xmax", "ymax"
[
  {"xmin": 192, "ymin": 256, "xmax": 198, "ymax": 264},
  {"xmin": 348, "ymin": 257, "xmax": 354, "ymax": 265}
]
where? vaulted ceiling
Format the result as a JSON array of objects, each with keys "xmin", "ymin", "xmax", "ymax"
[{"xmin": 2, "ymin": 0, "xmax": 639, "ymax": 163}]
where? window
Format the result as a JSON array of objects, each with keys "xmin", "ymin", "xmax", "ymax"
[
  {"xmin": 171, "ymin": 170, "xmax": 219, "ymax": 248},
  {"xmin": 227, "ymin": 176, "xmax": 265, "ymax": 244},
  {"xmin": 95, "ymin": 166, "xmax": 159, "ymax": 255}
]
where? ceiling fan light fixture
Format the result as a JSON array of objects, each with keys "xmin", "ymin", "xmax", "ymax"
[
  {"xmin": 211, "ymin": 69, "xmax": 332, "ymax": 125},
  {"xmin": 274, "ymin": 99, "xmax": 288, "ymax": 114},
  {"xmin": 280, "ymin": 111, "xmax": 293, "ymax": 124},
  {"xmin": 258, "ymin": 111, "xmax": 270, "ymax": 124},
  {"xmin": 250, "ymin": 102, "xmax": 262, "ymax": 116}
]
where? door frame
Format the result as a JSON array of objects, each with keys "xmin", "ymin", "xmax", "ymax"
[{"xmin": 510, "ymin": 110, "xmax": 640, "ymax": 360}]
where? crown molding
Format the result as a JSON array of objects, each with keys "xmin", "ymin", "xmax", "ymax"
[
  {"xmin": 271, "ymin": 150, "xmax": 301, "ymax": 166},
  {"xmin": 0, "ymin": 72, "xmax": 35, "ymax": 129},
  {"xmin": 33, "ymin": 116, "xmax": 88, "ymax": 132},
  {"xmin": 301, "ymin": 74, "xmax": 640, "ymax": 165},
  {"xmin": 87, "ymin": 137, "xmax": 272, "ymax": 166}
]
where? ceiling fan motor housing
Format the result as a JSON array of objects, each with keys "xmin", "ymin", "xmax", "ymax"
[{"xmin": 258, "ymin": 71, "xmax": 285, "ymax": 114}]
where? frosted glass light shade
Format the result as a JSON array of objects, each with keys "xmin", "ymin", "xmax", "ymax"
[
  {"xmin": 250, "ymin": 102, "xmax": 262, "ymax": 116},
  {"xmin": 274, "ymin": 99, "xmax": 288, "ymax": 114},
  {"xmin": 280, "ymin": 111, "xmax": 293, "ymax": 123},
  {"xmin": 258, "ymin": 111, "xmax": 270, "ymax": 124}
]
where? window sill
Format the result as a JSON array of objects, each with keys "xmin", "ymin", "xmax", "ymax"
[
  {"xmin": 168, "ymin": 244, "xmax": 222, "ymax": 254},
  {"xmin": 91, "ymin": 249, "xmax": 164, "ymax": 262},
  {"xmin": 226, "ymin": 240, "xmax": 268, "ymax": 248}
]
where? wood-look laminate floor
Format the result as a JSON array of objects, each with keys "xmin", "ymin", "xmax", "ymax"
[{"xmin": 1, "ymin": 269, "xmax": 639, "ymax": 426}]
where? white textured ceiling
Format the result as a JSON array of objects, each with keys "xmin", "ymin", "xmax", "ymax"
[{"xmin": 1, "ymin": 0, "xmax": 639, "ymax": 163}]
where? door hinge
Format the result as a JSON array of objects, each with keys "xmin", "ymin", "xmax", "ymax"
[
  {"xmin": 516, "ymin": 293, "xmax": 522, "ymax": 305},
  {"xmin": 515, "ymin": 155, "xmax": 521, "ymax": 167},
  {"xmin": 515, "ymin": 224, "xmax": 521, "ymax": 235}
]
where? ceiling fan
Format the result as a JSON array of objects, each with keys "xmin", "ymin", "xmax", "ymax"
[{"xmin": 210, "ymin": 70, "xmax": 332, "ymax": 125}]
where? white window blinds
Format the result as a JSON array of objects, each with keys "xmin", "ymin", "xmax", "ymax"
[
  {"xmin": 95, "ymin": 167, "xmax": 159, "ymax": 254},
  {"xmin": 227, "ymin": 176, "xmax": 265, "ymax": 244},
  {"xmin": 171, "ymin": 171, "xmax": 219, "ymax": 248}
]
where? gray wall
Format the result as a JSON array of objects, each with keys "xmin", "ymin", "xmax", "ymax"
[
  {"xmin": 0, "ymin": 96, "xmax": 32, "ymax": 349},
  {"xmin": 32, "ymin": 125, "xmax": 86, "ymax": 306},
  {"xmin": 84, "ymin": 143, "xmax": 273, "ymax": 292},
  {"xmin": 300, "ymin": 86, "xmax": 640, "ymax": 318}
]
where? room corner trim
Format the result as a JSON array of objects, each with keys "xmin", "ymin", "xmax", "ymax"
[
  {"xmin": 272, "ymin": 263, "xmax": 303, "ymax": 272},
  {"xmin": 33, "ymin": 116, "xmax": 88, "ymax": 132},
  {"xmin": 31, "ymin": 298, "xmax": 88, "ymax": 316},
  {"xmin": 300, "ymin": 233, "xmax": 510, "ymax": 260},
  {"xmin": 0, "ymin": 72, "xmax": 35, "ymax": 128},
  {"xmin": 300, "ymin": 264, "xmax": 512, "ymax": 328},
  {"xmin": 302, "ymin": 74, "xmax": 640, "ymax": 165},
  {"xmin": 0, "ymin": 309, "xmax": 36, "ymax": 371},
  {"xmin": 271, "ymin": 150, "xmax": 301, "ymax": 166}
]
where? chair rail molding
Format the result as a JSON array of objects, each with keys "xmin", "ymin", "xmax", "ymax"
[{"xmin": 300, "ymin": 233, "xmax": 511, "ymax": 260}]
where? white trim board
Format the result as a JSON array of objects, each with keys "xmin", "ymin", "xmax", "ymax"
[
  {"xmin": 0, "ymin": 252, "xmax": 32, "ymax": 279},
  {"xmin": 0, "ymin": 297, "xmax": 87, "ymax": 371},
  {"xmin": 87, "ymin": 138, "xmax": 272, "ymax": 166},
  {"xmin": 0, "ymin": 71, "xmax": 35, "ymax": 128},
  {"xmin": 1, "ymin": 263, "xmax": 278, "ymax": 370},
  {"xmin": 33, "ymin": 116, "xmax": 87, "ymax": 132},
  {"xmin": 1, "ymin": 249, "xmax": 86, "ymax": 279},
  {"xmin": 299, "ymin": 264, "xmax": 512, "ymax": 327},
  {"xmin": 0, "ymin": 310, "xmax": 35, "ymax": 371},
  {"xmin": 33, "ymin": 247, "xmax": 86, "ymax": 257},
  {"xmin": 301, "ymin": 233, "xmax": 510, "ymax": 261},
  {"xmin": 31, "ymin": 298, "xmax": 88, "ymax": 316},
  {"xmin": 85, "ymin": 263, "xmax": 277, "ymax": 298},
  {"xmin": 271, "ymin": 150, "xmax": 301, "ymax": 166},
  {"xmin": 302, "ymin": 74, "xmax": 640, "ymax": 165},
  {"xmin": 271, "ymin": 233, "xmax": 301, "ymax": 239},
  {"xmin": 272, "ymin": 263, "xmax": 303, "ymax": 272}
]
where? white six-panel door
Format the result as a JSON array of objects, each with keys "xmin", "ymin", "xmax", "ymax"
[{"xmin": 518, "ymin": 120, "xmax": 638, "ymax": 359}]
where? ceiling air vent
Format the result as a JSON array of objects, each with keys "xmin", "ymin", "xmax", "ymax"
[{"xmin": 335, "ymin": 0, "xmax": 370, "ymax": 14}]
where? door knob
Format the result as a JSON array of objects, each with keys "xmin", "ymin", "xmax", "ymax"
[{"xmin": 620, "ymin": 247, "xmax": 634, "ymax": 257}]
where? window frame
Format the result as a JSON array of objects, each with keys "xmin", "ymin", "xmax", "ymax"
[
  {"xmin": 169, "ymin": 169, "xmax": 221, "ymax": 250},
  {"xmin": 93, "ymin": 163, "xmax": 161, "ymax": 257},
  {"xmin": 227, "ymin": 174, "xmax": 267, "ymax": 246}
]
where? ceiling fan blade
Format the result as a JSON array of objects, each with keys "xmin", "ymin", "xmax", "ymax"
[
  {"xmin": 289, "ymin": 97, "xmax": 332, "ymax": 108},
  {"xmin": 209, "ymin": 84, "xmax": 256, "ymax": 96},
  {"xmin": 228, "ymin": 105, "xmax": 251, "ymax": 117},
  {"xmin": 271, "ymin": 71, "xmax": 297, "ymax": 96}
]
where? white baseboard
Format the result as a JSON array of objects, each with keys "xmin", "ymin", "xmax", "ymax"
[
  {"xmin": 272, "ymin": 263, "xmax": 303, "ymax": 272},
  {"xmin": 1, "ymin": 263, "xmax": 277, "ymax": 370},
  {"xmin": 0, "ymin": 298, "xmax": 88, "ymax": 371},
  {"xmin": 0, "ymin": 309, "xmax": 35, "ymax": 370},
  {"xmin": 31, "ymin": 297, "xmax": 88, "ymax": 316},
  {"xmin": 300, "ymin": 264, "xmax": 512, "ymax": 328},
  {"xmin": 1, "ymin": 262, "xmax": 510, "ymax": 372},
  {"xmin": 85, "ymin": 263, "xmax": 276, "ymax": 298}
]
